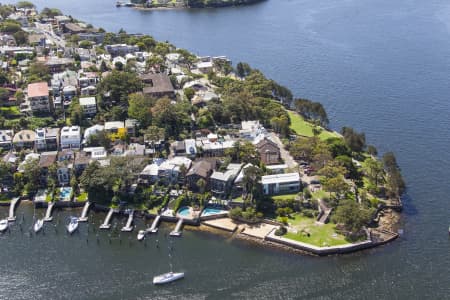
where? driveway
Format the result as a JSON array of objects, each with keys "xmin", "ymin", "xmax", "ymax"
[{"xmin": 269, "ymin": 132, "xmax": 298, "ymax": 169}]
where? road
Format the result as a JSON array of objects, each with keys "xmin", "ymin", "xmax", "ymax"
[{"xmin": 269, "ymin": 132, "xmax": 298, "ymax": 169}]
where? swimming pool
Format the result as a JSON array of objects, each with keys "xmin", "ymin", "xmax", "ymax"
[
  {"xmin": 177, "ymin": 206, "xmax": 191, "ymax": 217},
  {"xmin": 59, "ymin": 187, "xmax": 72, "ymax": 201},
  {"xmin": 201, "ymin": 207, "xmax": 228, "ymax": 217}
]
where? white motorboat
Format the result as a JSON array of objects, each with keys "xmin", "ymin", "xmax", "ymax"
[
  {"xmin": 153, "ymin": 272, "xmax": 184, "ymax": 285},
  {"xmin": 66, "ymin": 217, "xmax": 79, "ymax": 234},
  {"xmin": 34, "ymin": 219, "xmax": 44, "ymax": 233},
  {"xmin": 137, "ymin": 230, "xmax": 146, "ymax": 241},
  {"xmin": 0, "ymin": 219, "xmax": 8, "ymax": 232}
]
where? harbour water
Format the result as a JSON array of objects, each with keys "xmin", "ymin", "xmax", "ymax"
[{"xmin": 2, "ymin": 0, "xmax": 450, "ymax": 298}]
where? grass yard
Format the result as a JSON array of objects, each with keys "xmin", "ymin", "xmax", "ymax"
[
  {"xmin": 76, "ymin": 192, "xmax": 88, "ymax": 202},
  {"xmin": 0, "ymin": 106, "xmax": 21, "ymax": 116},
  {"xmin": 232, "ymin": 196, "xmax": 244, "ymax": 203},
  {"xmin": 284, "ymin": 213, "xmax": 348, "ymax": 247},
  {"xmin": 288, "ymin": 111, "xmax": 340, "ymax": 141},
  {"xmin": 271, "ymin": 193, "xmax": 299, "ymax": 201},
  {"xmin": 311, "ymin": 189, "xmax": 329, "ymax": 200},
  {"xmin": 148, "ymin": 206, "xmax": 159, "ymax": 215}
]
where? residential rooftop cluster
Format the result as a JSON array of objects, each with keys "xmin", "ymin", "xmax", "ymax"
[{"xmin": 0, "ymin": 3, "xmax": 404, "ymax": 249}]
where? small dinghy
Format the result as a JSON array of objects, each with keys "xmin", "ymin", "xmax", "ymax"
[
  {"xmin": 0, "ymin": 219, "xmax": 8, "ymax": 232},
  {"xmin": 34, "ymin": 219, "xmax": 44, "ymax": 233},
  {"xmin": 66, "ymin": 217, "xmax": 79, "ymax": 234},
  {"xmin": 137, "ymin": 230, "xmax": 146, "ymax": 241},
  {"xmin": 153, "ymin": 272, "xmax": 184, "ymax": 285}
]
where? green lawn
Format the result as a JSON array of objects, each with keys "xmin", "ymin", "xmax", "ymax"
[
  {"xmin": 232, "ymin": 196, "xmax": 244, "ymax": 203},
  {"xmin": 76, "ymin": 192, "xmax": 88, "ymax": 202},
  {"xmin": 283, "ymin": 213, "xmax": 348, "ymax": 247},
  {"xmin": 45, "ymin": 194, "xmax": 52, "ymax": 202},
  {"xmin": 271, "ymin": 193, "xmax": 298, "ymax": 201},
  {"xmin": 148, "ymin": 206, "xmax": 159, "ymax": 215},
  {"xmin": 288, "ymin": 111, "xmax": 340, "ymax": 141},
  {"xmin": 311, "ymin": 189, "xmax": 328, "ymax": 200},
  {"xmin": 0, "ymin": 106, "xmax": 21, "ymax": 116}
]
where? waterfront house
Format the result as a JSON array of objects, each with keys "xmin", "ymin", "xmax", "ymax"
[
  {"xmin": 13, "ymin": 130, "xmax": 36, "ymax": 149},
  {"xmin": 233, "ymin": 163, "xmax": 262, "ymax": 197},
  {"xmin": 54, "ymin": 15, "xmax": 71, "ymax": 27},
  {"xmin": 141, "ymin": 73, "xmax": 175, "ymax": 99},
  {"xmin": 196, "ymin": 61, "xmax": 214, "ymax": 74},
  {"xmin": 78, "ymin": 32, "xmax": 105, "ymax": 44},
  {"xmin": 62, "ymin": 22, "xmax": 86, "ymax": 34},
  {"xmin": 79, "ymin": 97, "xmax": 97, "ymax": 116},
  {"xmin": 0, "ymin": 130, "xmax": 13, "ymax": 150},
  {"xmin": 261, "ymin": 173, "xmax": 301, "ymax": 195},
  {"xmin": 57, "ymin": 150, "xmax": 74, "ymax": 185},
  {"xmin": 139, "ymin": 158, "xmax": 165, "ymax": 184},
  {"xmin": 18, "ymin": 153, "xmax": 40, "ymax": 173},
  {"xmin": 35, "ymin": 128, "xmax": 60, "ymax": 152},
  {"xmin": 186, "ymin": 159, "xmax": 217, "ymax": 192},
  {"xmin": 25, "ymin": 82, "xmax": 50, "ymax": 113},
  {"xmin": 255, "ymin": 137, "xmax": 281, "ymax": 165},
  {"xmin": 38, "ymin": 151, "xmax": 57, "ymax": 185},
  {"xmin": 74, "ymin": 151, "xmax": 90, "ymax": 175},
  {"xmin": 157, "ymin": 156, "xmax": 192, "ymax": 185},
  {"xmin": 210, "ymin": 163, "xmax": 242, "ymax": 198},
  {"xmin": 60, "ymin": 126, "xmax": 81, "ymax": 149}
]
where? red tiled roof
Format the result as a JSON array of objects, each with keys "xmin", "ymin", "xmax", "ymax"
[{"xmin": 27, "ymin": 82, "xmax": 48, "ymax": 98}]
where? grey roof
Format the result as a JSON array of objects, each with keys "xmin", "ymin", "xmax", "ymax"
[{"xmin": 141, "ymin": 73, "xmax": 174, "ymax": 94}]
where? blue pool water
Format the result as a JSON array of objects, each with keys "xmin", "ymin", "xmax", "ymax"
[
  {"xmin": 177, "ymin": 206, "xmax": 191, "ymax": 217},
  {"xmin": 59, "ymin": 187, "xmax": 72, "ymax": 201},
  {"xmin": 201, "ymin": 207, "xmax": 228, "ymax": 217}
]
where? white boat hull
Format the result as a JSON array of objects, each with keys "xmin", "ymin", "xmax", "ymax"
[
  {"xmin": 67, "ymin": 218, "xmax": 79, "ymax": 234},
  {"xmin": 34, "ymin": 219, "xmax": 44, "ymax": 233},
  {"xmin": 0, "ymin": 219, "xmax": 8, "ymax": 232},
  {"xmin": 137, "ymin": 230, "xmax": 146, "ymax": 241},
  {"xmin": 153, "ymin": 272, "xmax": 184, "ymax": 285}
]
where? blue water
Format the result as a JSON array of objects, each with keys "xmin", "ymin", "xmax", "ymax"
[
  {"xmin": 201, "ymin": 207, "xmax": 227, "ymax": 216},
  {"xmin": 59, "ymin": 187, "xmax": 72, "ymax": 201},
  {"xmin": 177, "ymin": 206, "xmax": 191, "ymax": 217}
]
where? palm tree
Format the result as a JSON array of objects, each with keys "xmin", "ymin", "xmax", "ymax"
[
  {"xmin": 242, "ymin": 166, "xmax": 263, "ymax": 206},
  {"xmin": 196, "ymin": 178, "xmax": 207, "ymax": 194}
]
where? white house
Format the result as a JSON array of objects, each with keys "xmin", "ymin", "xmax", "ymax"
[
  {"xmin": 0, "ymin": 129, "xmax": 13, "ymax": 150},
  {"xmin": 240, "ymin": 120, "xmax": 267, "ymax": 141},
  {"xmin": 157, "ymin": 156, "xmax": 192, "ymax": 185},
  {"xmin": 261, "ymin": 173, "xmax": 301, "ymax": 195},
  {"xmin": 79, "ymin": 97, "xmax": 97, "ymax": 116},
  {"xmin": 83, "ymin": 124, "xmax": 104, "ymax": 144},
  {"xmin": 60, "ymin": 126, "xmax": 81, "ymax": 149}
]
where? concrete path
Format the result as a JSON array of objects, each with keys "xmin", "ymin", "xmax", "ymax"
[{"xmin": 269, "ymin": 132, "xmax": 298, "ymax": 169}]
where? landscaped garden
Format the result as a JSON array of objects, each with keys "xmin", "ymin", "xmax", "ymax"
[{"xmin": 283, "ymin": 213, "xmax": 348, "ymax": 247}]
